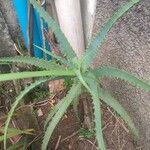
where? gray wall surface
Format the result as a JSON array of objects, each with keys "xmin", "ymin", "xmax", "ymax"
[
  {"xmin": 0, "ymin": 0, "xmax": 21, "ymax": 41},
  {"xmin": 93, "ymin": 0, "xmax": 150, "ymax": 149},
  {"xmin": 0, "ymin": 9, "xmax": 16, "ymax": 57},
  {"xmin": 0, "ymin": 9, "xmax": 16, "ymax": 72}
]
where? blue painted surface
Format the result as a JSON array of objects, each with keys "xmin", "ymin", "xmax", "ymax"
[{"xmin": 12, "ymin": 0, "xmax": 50, "ymax": 58}]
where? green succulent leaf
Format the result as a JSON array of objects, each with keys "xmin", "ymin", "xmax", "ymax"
[
  {"xmin": 72, "ymin": 92, "xmax": 81, "ymax": 120},
  {"xmin": 0, "ymin": 127, "xmax": 33, "ymax": 142},
  {"xmin": 0, "ymin": 56, "xmax": 62, "ymax": 70},
  {"xmin": 44, "ymin": 97, "xmax": 66, "ymax": 129},
  {"xmin": 0, "ymin": 69, "xmax": 75, "ymax": 82},
  {"xmin": 89, "ymin": 84, "xmax": 106, "ymax": 150},
  {"xmin": 3, "ymin": 79, "xmax": 50, "ymax": 150},
  {"xmin": 0, "ymin": 62, "xmax": 11, "ymax": 65},
  {"xmin": 92, "ymin": 67, "xmax": 150, "ymax": 92},
  {"xmin": 82, "ymin": 74, "xmax": 106, "ymax": 150},
  {"xmin": 44, "ymin": 81, "xmax": 81, "ymax": 129},
  {"xmin": 42, "ymin": 81, "xmax": 81, "ymax": 150},
  {"xmin": 82, "ymin": 0, "xmax": 139, "ymax": 69},
  {"xmin": 35, "ymin": 45, "xmax": 73, "ymax": 68},
  {"xmin": 98, "ymin": 88, "xmax": 138, "ymax": 138},
  {"xmin": 29, "ymin": 0, "xmax": 76, "ymax": 60}
]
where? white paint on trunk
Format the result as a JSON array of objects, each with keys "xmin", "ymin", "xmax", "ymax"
[
  {"xmin": 81, "ymin": 0, "xmax": 97, "ymax": 45},
  {"xmin": 55, "ymin": 0, "xmax": 85, "ymax": 58}
]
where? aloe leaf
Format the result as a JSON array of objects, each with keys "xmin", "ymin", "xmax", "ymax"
[
  {"xmin": 0, "ymin": 56, "xmax": 62, "ymax": 70},
  {"xmin": 81, "ymin": 74, "xmax": 106, "ymax": 150},
  {"xmin": 72, "ymin": 92, "xmax": 81, "ymax": 120},
  {"xmin": 92, "ymin": 67, "xmax": 150, "ymax": 92},
  {"xmin": 44, "ymin": 98, "xmax": 65, "ymax": 129},
  {"xmin": 0, "ymin": 69, "xmax": 75, "ymax": 82},
  {"xmin": 3, "ymin": 79, "xmax": 49, "ymax": 150},
  {"xmin": 91, "ymin": 86, "xmax": 105, "ymax": 150},
  {"xmin": 44, "ymin": 91, "xmax": 80, "ymax": 129},
  {"xmin": 34, "ymin": 45, "xmax": 73, "ymax": 68},
  {"xmin": 29, "ymin": 0, "xmax": 76, "ymax": 60},
  {"xmin": 75, "ymin": 70, "xmax": 91, "ymax": 92},
  {"xmin": 98, "ymin": 88, "xmax": 138, "ymax": 138},
  {"xmin": 41, "ymin": 81, "xmax": 81, "ymax": 150},
  {"xmin": 44, "ymin": 84, "xmax": 81, "ymax": 129},
  {"xmin": 82, "ymin": 0, "xmax": 139, "ymax": 69},
  {"xmin": 0, "ymin": 62, "xmax": 11, "ymax": 65}
]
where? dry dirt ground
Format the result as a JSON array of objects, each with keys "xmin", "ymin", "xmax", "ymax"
[{"xmin": 0, "ymin": 82, "xmax": 144, "ymax": 150}]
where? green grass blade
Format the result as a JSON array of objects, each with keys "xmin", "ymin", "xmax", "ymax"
[
  {"xmin": 0, "ymin": 69, "xmax": 75, "ymax": 82},
  {"xmin": 42, "ymin": 81, "xmax": 81, "ymax": 150},
  {"xmin": 29, "ymin": 0, "xmax": 76, "ymax": 60},
  {"xmin": 22, "ymin": 136, "xmax": 28, "ymax": 150},
  {"xmin": 82, "ymin": 0, "xmax": 139, "ymax": 69},
  {"xmin": 98, "ymin": 88, "xmax": 138, "ymax": 138},
  {"xmin": 0, "ymin": 56, "xmax": 62, "ymax": 70},
  {"xmin": 0, "ymin": 127, "xmax": 33, "ymax": 142},
  {"xmin": 7, "ymin": 141, "xmax": 24, "ymax": 150},
  {"xmin": 92, "ymin": 67, "xmax": 150, "ymax": 92},
  {"xmin": 3, "ymin": 79, "xmax": 49, "ymax": 150}
]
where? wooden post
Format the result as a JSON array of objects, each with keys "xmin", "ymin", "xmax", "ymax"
[{"xmin": 54, "ymin": 0, "xmax": 85, "ymax": 58}]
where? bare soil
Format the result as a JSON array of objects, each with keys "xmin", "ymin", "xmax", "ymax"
[
  {"xmin": 32, "ymin": 90, "xmax": 142, "ymax": 150},
  {"xmin": 0, "ymin": 83, "xmax": 143, "ymax": 150}
]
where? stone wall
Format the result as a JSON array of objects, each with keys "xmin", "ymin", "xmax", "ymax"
[
  {"xmin": 93, "ymin": 0, "xmax": 150, "ymax": 149},
  {"xmin": 0, "ymin": 9, "xmax": 16, "ymax": 72},
  {"xmin": 0, "ymin": 0, "xmax": 21, "ymax": 41}
]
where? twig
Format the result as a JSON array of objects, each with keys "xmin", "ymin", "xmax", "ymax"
[
  {"xmin": 91, "ymin": 139, "xmax": 97, "ymax": 150},
  {"xmin": 120, "ymin": 141, "xmax": 127, "ymax": 150},
  {"xmin": 14, "ymin": 43, "xmax": 24, "ymax": 56},
  {"xmin": 79, "ymin": 138, "xmax": 98, "ymax": 150},
  {"xmin": 61, "ymin": 131, "xmax": 79, "ymax": 142},
  {"xmin": 136, "ymin": 146, "xmax": 144, "ymax": 150},
  {"xmin": 107, "ymin": 107, "xmax": 129, "ymax": 133},
  {"xmin": 111, "ymin": 139, "xmax": 118, "ymax": 150},
  {"xmin": 28, "ymin": 132, "xmax": 43, "ymax": 147},
  {"xmin": 117, "ymin": 123, "xmax": 121, "ymax": 150},
  {"xmin": 54, "ymin": 135, "xmax": 62, "ymax": 150},
  {"xmin": 102, "ymin": 121, "xmax": 111, "ymax": 131}
]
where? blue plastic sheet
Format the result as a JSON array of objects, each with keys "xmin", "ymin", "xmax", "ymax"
[{"xmin": 12, "ymin": 0, "xmax": 50, "ymax": 58}]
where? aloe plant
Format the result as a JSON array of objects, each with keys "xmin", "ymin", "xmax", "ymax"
[{"xmin": 0, "ymin": 0, "xmax": 149, "ymax": 150}]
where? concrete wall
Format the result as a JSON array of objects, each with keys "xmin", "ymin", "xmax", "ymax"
[{"xmin": 93, "ymin": 0, "xmax": 150, "ymax": 148}]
